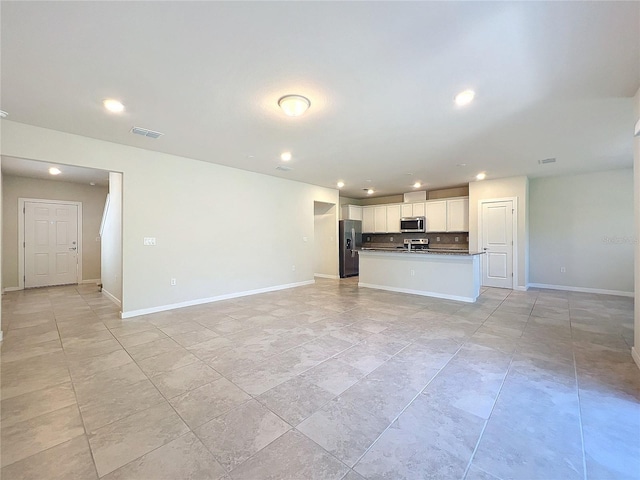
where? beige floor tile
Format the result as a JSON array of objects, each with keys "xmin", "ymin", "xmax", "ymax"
[
  {"xmin": 150, "ymin": 361, "xmax": 222, "ymax": 398},
  {"xmin": 0, "ymin": 435, "xmax": 98, "ymax": 480},
  {"xmin": 170, "ymin": 377, "xmax": 251, "ymax": 429},
  {"xmin": 1, "ymin": 382, "xmax": 77, "ymax": 429},
  {"xmin": 88, "ymin": 402, "xmax": 189, "ymax": 477},
  {"xmin": 135, "ymin": 348, "xmax": 200, "ymax": 376},
  {"xmin": 1, "ymin": 404, "xmax": 85, "ymax": 467}
]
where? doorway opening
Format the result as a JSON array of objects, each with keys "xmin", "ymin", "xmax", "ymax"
[{"xmin": 313, "ymin": 202, "xmax": 338, "ymax": 279}]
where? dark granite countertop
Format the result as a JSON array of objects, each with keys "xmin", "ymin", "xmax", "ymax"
[{"xmin": 359, "ymin": 247, "xmax": 484, "ymax": 256}]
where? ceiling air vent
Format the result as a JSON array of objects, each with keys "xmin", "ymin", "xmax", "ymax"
[
  {"xmin": 538, "ymin": 158, "xmax": 556, "ymax": 165},
  {"xmin": 131, "ymin": 126, "xmax": 164, "ymax": 139},
  {"xmin": 276, "ymin": 165, "xmax": 293, "ymax": 172}
]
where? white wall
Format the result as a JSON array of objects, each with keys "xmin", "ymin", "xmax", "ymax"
[
  {"xmin": 2, "ymin": 175, "xmax": 108, "ymax": 288},
  {"xmin": 633, "ymin": 86, "xmax": 640, "ymax": 368},
  {"xmin": 0, "ymin": 121, "xmax": 338, "ymax": 317},
  {"xmin": 313, "ymin": 202, "xmax": 338, "ymax": 278},
  {"xmin": 101, "ymin": 172, "xmax": 123, "ymax": 305},
  {"xmin": 529, "ymin": 169, "xmax": 634, "ymax": 295},
  {"xmin": 469, "ymin": 176, "xmax": 529, "ymax": 289}
]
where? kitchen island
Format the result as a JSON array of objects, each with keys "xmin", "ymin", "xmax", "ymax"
[{"xmin": 358, "ymin": 249, "xmax": 484, "ymax": 302}]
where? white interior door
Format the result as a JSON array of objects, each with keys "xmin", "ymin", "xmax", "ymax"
[
  {"xmin": 481, "ymin": 200, "xmax": 513, "ymax": 288},
  {"xmin": 25, "ymin": 201, "xmax": 79, "ymax": 288}
]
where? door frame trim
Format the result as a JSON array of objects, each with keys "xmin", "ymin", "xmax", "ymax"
[
  {"xmin": 477, "ymin": 197, "xmax": 518, "ymax": 289},
  {"xmin": 18, "ymin": 198, "xmax": 83, "ymax": 290}
]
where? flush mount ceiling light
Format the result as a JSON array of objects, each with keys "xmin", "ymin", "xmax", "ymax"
[
  {"xmin": 280, "ymin": 152, "xmax": 292, "ymax": 161},
  {"xmin": 476, "ymin": 172, "xmax": 486, "ymax": 180},
  {"xmin": 278, "ymin": 95, "xmax": 310, "ymax": 117},
  {"xmin": 103, "ymin": 99, "xmax": 125, "ymax": 113},
  {"xmin": 337, "ymin": 181, "xmax": 345, "ymax": 188},
  {"xmin": 454, "ymin": 90, "xmax": 475, "ymax": 106},
  {"xmin": 49, "ymin": 167, "xmax": 61, "ymax": 176},
  {"xmin": 0, "ymin": 110, "xmax": 8, "ymax": 118}
]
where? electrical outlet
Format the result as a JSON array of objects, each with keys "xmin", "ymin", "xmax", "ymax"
[
  {"xmin": 170, "ymin": 278, "xmax": 177, "ymax": 286},
  {"xmin": 143, "ymin": 237, "xmax": 156, "ymax": 246},
  {"xmin": 390, "ymin": 237, "xmax": 394, "ymax": 242},
  {"xmin": 292, "ymin": 265, "xmax": 296, "ymax": 271},
  {"xmin": 303, "ymin": 237, "xmax": 308, "ymax": 242},
  {"xmin": 560, "ymin": 267, "xmax": 566, "ymax": 273},
  {"xmin": 455, "ymin": 237, "xmax": 459, "ymax": 242},
  {"xmin": 436, "ymin": 236, "xmax": 440, "ymax": 242},
  {"xmin": 410, "ymin": 269, "xmax": 415, "ymax": 276},
  {"xmin": 367, "ymin": 236, "xmax": 371, "ymax": 242}
]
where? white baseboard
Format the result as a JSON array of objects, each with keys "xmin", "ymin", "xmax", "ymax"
[
  {"xmin": 81, "ymin": 278, "xmax": 100, "ymax": 285},
  {"xmin": 2, "ymin": 286, "xmax": 22, "ymax": 293},
  {"xmin": 0, "ymin": 330, "xmax": 3, "ymax": 341},
  {"xmin": 528, "ymin": 283, "xmax": 634, "ymax": 297},
  {"xmin": 102, "ymin": 288, "xmax": 122, "ymax": 308},
  {"xmin": 358, "ymin": 282, "xmax": 477, "ymax": 303},
  {"xmin": 514, "ymin": 285, "xmax": 530, "ymax": 292},
  {"xmin": 632, "ymin": 347, "xmax": 640, "ymax": 371},
  {"xmin": 314, "ymin": 274, "xmax": 339, "ymax": 280},
  {"xmin": 121, "ymin": 280, "xmax": 315, "ymax": 319}
]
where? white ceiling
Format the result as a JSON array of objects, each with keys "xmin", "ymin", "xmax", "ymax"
[
  {"xmin": 1, "ymin": 1, "xmax": 638, "ymax": 198},
  {"xmin": 1, "ymin": 156, "xmax": 109, "ymax": 187}
]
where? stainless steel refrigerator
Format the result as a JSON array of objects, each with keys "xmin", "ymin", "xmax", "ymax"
[{"xmin": 339, "ymin": 220, "xmax": 362, "ymax": 278}]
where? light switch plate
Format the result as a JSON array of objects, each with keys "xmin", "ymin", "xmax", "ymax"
[{"xmin": 143, "ymin": 237, "xmax": 156, "ymax": 246}]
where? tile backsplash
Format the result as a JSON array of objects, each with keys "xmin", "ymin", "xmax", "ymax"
[{"xmin": 362, "ymin": 232, "xmax": 469, "ymax": 249}]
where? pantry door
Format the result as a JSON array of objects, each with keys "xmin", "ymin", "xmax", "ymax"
[
  {"xmin": 479, "ymin": 199, "xmax": 515, "ymax": 289},
  {"xmin": 23, "ymin": 200, "xmax": 80, "ymax": 288}
]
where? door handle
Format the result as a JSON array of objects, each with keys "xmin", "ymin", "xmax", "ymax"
[
  {"xmin": 69, "ymin": 247, "xmax": 77, "ymax": 251},
  {"xmin": 483, "ymin": 247, "xmax": 488, "ymax": 251}
]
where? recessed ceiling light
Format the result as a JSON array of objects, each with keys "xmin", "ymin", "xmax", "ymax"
[
  {"xmin": 413, "ymin": 182, "xmax": 421, "ymax": 188},
  {"xmin": 455, "ymin": 90, "xmax": 475, "ymax": 106},
  {"xmin": 280, "ymin": 152, "xmax": 292, "ymax": 162},
  {"xmin": 337, "ymin": 181, "xmax": 345, "ymax": 188},
  {"xmin": 49, "ymin": 167, "xmax": 61, "ymax": 176},
  {"xmin": 103, "ymin": 99, "xmax": 125, "ymax": 113},
  {"xmin": 278, "ymin": 95, "xmax": 310, "ymax": 117},
  {"xmin": 476, "ymin": 172, "xmax": 486, "ymax": 180},
  {"xmin": 0, "ymin": 110, "xmax": 8, "ymax": 118},
  {"xmin": 89, "ymin": 182, "xmax": 96, "ymax": 186},
  {"xmin": 367, "ymin": 189, "xmax": 374, "ymax": 195}
]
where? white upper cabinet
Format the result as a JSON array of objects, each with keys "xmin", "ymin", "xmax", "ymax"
[
  {"xmin": 374, "ymin": 206, "xmax": 387, "ymax": 233},
  {"xmin": 362, "ymin": 206, "xmax": 375, "ymax": 232},
  {"xmin": 386, "ymin": 204, "xmax": 402, "ymax": 233},
  {"xmin": 341, "ymin": 205, "xmax": 363, "ymax": 221},
  {"xmin": 446, "ymin": 198, "xmax": 469, "ymax": 232},
  {"xmin": 400, "ymin": 202, "xmax": 426, "ymax": 218},
  {"xmin": 425, "ymin": 200, "xmax": 447, "ymax": 232},
  {"xmin": 413, "ymin": 202, "xmax": 426, "ymax": 217}
]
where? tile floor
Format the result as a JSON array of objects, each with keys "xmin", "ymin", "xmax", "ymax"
[{"xmin": 1, "ymin": 279, "xmax": 639, "ymax": 479}]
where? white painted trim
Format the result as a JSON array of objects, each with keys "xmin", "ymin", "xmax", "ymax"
[
  {"xmin": 528, "ymin": 283, "xmax": 634, "ymax": 298},
  {"xmin": 358, "ymin": 282, "xmax": 477, "ymax": 303},
  {"xmin": 514, "ymin": 285, "xmax": 529, "ymax": 292},
  {"xmin": 121, "ymin": 280, "xmax": 316, "ymax": 319},
  {"xmin": 0, "ymin": 331, "xmax": 3, "ymax": 342},
  {"xmin": 478, "ymin": 197, "xmax": 518, "ymax": 290},
  {"xmin": 101, "ymin": 288, "xmax": 122, "ymax": 307},
  {"xmin": 19, "ymin": 198, "xmax": 83, "ymax": 288},
  {"xmin": 81, "ymin": 278, "xmax": 100, "ymax": 284},
  {"xmin": 3, "ymin": 286, "xmax": 22, "ymax": 292},
  {"xmin": 314, "ymin": 273, "xmax": 339, "ymax": 279},
  {"xmin": 632, "ymin": 347, "xmax": 640, "ymax": 370}
]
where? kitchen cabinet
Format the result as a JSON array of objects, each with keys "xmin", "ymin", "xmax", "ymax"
[
  {"xmin": 386, "ymin": 204, "xmax": 402, "ymax": 232},
  {"xmin": 425, "ymin": 200, "xmax": 447, "ymax": 232},
  {"xmin": 341, "ymin": 205, "xmax": 362, "ymax": 221},
  {"xmin": 447, "ymin": 198, "xmax": 469, "ymax": 232},
  {"xmin": 401, "ymin": 202, "xmax": 425, "ymax": 218},
  {"xmin": 374, "ymin": 206, "xmax": 387, "ymax": 233},
  {"xmin": 362, "ymin": 206, "xmax": 375, "ymax": 233}
]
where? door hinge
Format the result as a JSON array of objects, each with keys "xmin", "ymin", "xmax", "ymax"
[
  {"xmin": 511, "ymin": 272, "xmax": 514, "ymax": 277},
  {"xmin": 23, "ymin": 241, "xmax": 25, "ymax": 248},
  {"xmin": 23, "ymin": 207, "xmax": 25, "ymax": 214}
]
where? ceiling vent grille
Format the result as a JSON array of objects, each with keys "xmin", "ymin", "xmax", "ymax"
[
  {"xmin": 276, "ymin": 165, "xmax": 293, "ymax": 171},
  {"xmin": 538, "ymin": 158, "xmax": 556, "ymax": 165},
  {"xmin": 131, "ymin": 126, "xmax": 164, "ymax": 139}
]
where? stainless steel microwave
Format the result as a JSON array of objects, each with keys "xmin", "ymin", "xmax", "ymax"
[{"xmin": 400, "ymin": 216, "xmax": 426, "ymax": 233}]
